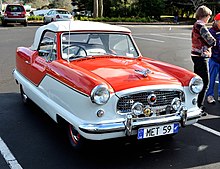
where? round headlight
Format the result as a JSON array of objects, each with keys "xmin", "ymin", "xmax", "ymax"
[
  {"xmin": 189, "ymin": 76, "xmax": 203, "ymax": 94},
  {"xmin": 171, "ymin": 98, "xmax": 181, "ymax": 111},
  {"xmin": 91, "ymin": 85, "xmax": 110, "ymax": 105},
  {"xmin": 131, "ymin": 102, "xmax": 143, "ymax": 116}
]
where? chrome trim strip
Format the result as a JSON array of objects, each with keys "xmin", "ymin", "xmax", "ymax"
[
  {"xmin": 79, "ymin": 109, "xmax": 201, "ymax": 134},
  {"xmin": 115, "ymin": 85, "xmax": 184, "ymax": 97}
]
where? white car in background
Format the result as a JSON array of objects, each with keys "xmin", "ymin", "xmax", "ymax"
[
  {"xmin": 43, "ymin": 9, "xmax": 73, "ymax": 24},
  {"xmin": 30, "ymin": 9, "xmax": 50, "ymax": 16}
]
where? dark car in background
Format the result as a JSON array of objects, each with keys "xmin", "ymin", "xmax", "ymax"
[{"xmin": 1, "ymin": 4, "xmax": 28, "ymax": 26}]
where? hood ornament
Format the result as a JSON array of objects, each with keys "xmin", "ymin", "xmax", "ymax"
[{"xmin": 135, "ymin": 68, "xmax": 152, "ymax": 77}]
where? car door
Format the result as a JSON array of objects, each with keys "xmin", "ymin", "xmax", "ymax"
[
  {"xmin": 50, "ymin": 10, "xmax": 56, "ymax": 22},
  {"xmin": 16, "ymin": 47, "xmax": 33, "ymax": 79},
  {"xmin": 28, "ymin": 31, "xmax": 57, "ymax": 85},
  {"xmin": 45, "ymin": 10, "xmax": 53, "ymax": 22}
]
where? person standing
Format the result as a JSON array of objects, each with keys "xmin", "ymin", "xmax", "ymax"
[
  {"xmin": 191, "ymin": 5, "xmax": 216, "ymax": 115},
  {"xmin": 206, "ymin": 13, "xmax": 220, "ymax": 104},
  {"xmin": 174, "ymin": 10, "xmax": 178, "ymax": 23}
]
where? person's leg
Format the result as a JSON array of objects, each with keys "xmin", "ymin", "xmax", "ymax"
[
  {"xmin": 206, "ymin": 59, "xmax": 218, "ymax": 101},
  {"xmin": 191, "ymin": 57, "xmax": 209, "ymax": 108},
  {"xmin": 218, "ymin": 63, "xmax": 220, "ymax": 100}
]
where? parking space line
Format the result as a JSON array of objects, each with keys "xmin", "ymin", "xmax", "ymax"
[
  {"xmin": 133, "ymin": 33, "xmax": 190, "ymax": 42},
  {"xmin": 193, "ymin": 123, "xmax": 220, "ymax": 137},
  {"xmin": 0, "ymin": 137, "xmax": 23, "ymax": 169},
  {"xmin": 150, "ymin": 33, "xmax": 190, "ymax": 41},
  {"xmin": 133, "ymin": 36, "xmax": 164, "ymax": 43}
]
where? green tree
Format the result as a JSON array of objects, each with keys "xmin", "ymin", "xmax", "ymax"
[
  {"xmin": 136, "ymin": 0, "xmax": 165, "ymax": 19},
  {"xmin": 165, "ymin": 0, "xmax": 212, "ymax": 19},
  {"xmin": 103, "ymin": 0, "xmax": 136, "ymax": 17},
  {"xmin": 22, "ymin": 0, "xmax": 72, "ymax": 11},
  {"xmin": 77, "ymin": 0, "xmax": 93, "ymax": 12},
  {"xmin": 53, "ymin": 0, "xmax": 72, "ymax": 11},
  {"xmin": 29, "ymin": 0, "xmax": 50, "ymax": 9},
  {"xmin": 191, "ymin": 0, "xmax": 207, "ymax": 9}
]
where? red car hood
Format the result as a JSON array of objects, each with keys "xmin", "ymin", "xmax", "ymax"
[{"xmin": 73, "ymin": 57, "xmax": 181, "ymax": 91}]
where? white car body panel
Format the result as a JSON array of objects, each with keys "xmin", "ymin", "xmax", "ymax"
[{"xmin": 13, "ymin": 69, "xmax": 201, "ymax": 140}]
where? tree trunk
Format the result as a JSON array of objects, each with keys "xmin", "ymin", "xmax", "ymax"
[
  {"xmin": 93, "ymin": 0, "xmax": 98, "ymax": 18},
  {"xmin": 98, "ymin": 0, "xmax": 103, "ymax": 17}
]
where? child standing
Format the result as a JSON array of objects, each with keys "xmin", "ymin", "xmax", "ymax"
[
  {"xmin": 191, "ymin": 5, "xmax": 216, "ymax": 115},
  {"xmin": 206, "ymin": 13, "xmax": 220, "ymax": 104}
]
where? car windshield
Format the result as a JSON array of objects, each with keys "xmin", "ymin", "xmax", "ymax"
[
  {"xmin": 61, "ymin": 32, "xmax": 139, "ymax": 60},
  {"xmin": 57, "ymin": 10, "xmax": 69, "ymax": 14}
]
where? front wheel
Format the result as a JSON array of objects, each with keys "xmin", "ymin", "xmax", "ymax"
[
  {"xmin": 23, "ymin": 21, "xmax": 28, "ymax": 27},
  {"xmin": 20, "ymin": 85, "xmax": 30, "ymax": 104},
  {"xmin": 43, "ymin": 18, "xmax": 47, "ymax": 25},
  {"xmin": 67, "ymin": 124, "xmax": 86, "ymax": 150},
  {"xmin": 2, "ymin": 20, "xmax": 7, "ymax": 26}
]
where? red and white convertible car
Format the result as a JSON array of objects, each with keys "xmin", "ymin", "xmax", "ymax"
[{"xmin": 13, "ymin": 21, "xmax": 203, "ymax": 149}]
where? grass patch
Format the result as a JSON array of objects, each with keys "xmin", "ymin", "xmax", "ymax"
[{"xmin": 27, "ymin": 15, "xmax": 43, "ymax": 21}]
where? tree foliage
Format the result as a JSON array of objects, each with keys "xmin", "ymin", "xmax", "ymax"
[
  {"xmin": 5, "ymin": 0, "xmax": 218, "ymax": 21},
  {"xmin": 28, "ymin": 0, "xmax": 50, "ymax": 9},
  {"xmin": 51, "ymin": 0, "xmax": 72, "ymax": 11},
  {"xmin": 16, "ymin": 0, "xmax": 73, "ymax": 11},
  {"xmin": 135, "ymin": 0, "xmax": 165, "ymax": 19},
  {"xmin": 191, "ymin": 0, "xmax": 207, "ymax": 9},
  {"xmin": 164, "ymin": 0, "xmax": 220, "ymax": 20}
]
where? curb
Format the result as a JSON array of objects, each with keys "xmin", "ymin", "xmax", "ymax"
[{"xmin": 27, "ymin": 20, "xmax": 44, "ymax": 26}]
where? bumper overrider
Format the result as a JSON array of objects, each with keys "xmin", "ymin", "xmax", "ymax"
[{"xmin": 79, "ymin": 105, "xmax": 201, "ymax": 136}]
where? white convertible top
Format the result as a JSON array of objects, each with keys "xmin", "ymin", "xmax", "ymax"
[{"xmin": 30, "ymin": 20, "xmax": 131, "ymax": 50}]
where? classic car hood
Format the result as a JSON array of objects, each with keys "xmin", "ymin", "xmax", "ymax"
[{"xmin": 73, "ymin": 57, "xmax": 182, "ymax": 91}]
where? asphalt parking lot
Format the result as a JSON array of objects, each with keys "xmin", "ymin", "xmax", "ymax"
[{"xmin": 0, "ymin": 24, "xmax": 220, "ymax": 169}]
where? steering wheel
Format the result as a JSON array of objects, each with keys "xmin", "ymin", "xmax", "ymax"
[{"xmin": 63, "ymin": 45, "xmax": 87, "ymax": 59}]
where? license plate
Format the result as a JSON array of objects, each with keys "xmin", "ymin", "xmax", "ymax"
[
  {"xmin": 13, "ymin": 12, "xmax": 21, "ymax": 16},
  {"xmin": 137, "ymin": 123, "xmax": 179, "ymax": 139}
]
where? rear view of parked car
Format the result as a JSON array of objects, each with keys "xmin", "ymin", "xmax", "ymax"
[
  {"xmin": 2, "ymin": 4, "xmax": 28, "ymax": 26},
  {"xmin": 43, "ymin": 9, "xmax": 73, "ymax": 24}
]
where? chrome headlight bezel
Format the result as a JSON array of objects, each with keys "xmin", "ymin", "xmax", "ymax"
[
  {"xmin": 171, "ymin": 97, "xmax": 181, "ymax": 111},
  {"xmin": 91, "ymin": 85, "xmax": 110, "ymax": 105},
  {"xmin": 131, "ymin": 102, "xmax": 143, "ymax": 116},
  {"xmin": 189, "ymin": 76, "xmax": 204, "ymax": 94}
]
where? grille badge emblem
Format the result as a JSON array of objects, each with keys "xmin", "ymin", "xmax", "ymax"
[
  {"xmin": 147, "ymin": 94, "xmax": 157, "ymax": 105},
  {"xmin": 143, "ymin": 106, "xmax": 152, "ymax": 116}
]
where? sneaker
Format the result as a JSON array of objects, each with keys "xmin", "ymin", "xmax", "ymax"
[
  {"xmin": 200, "ymin": 106, "xmax": 208, "ymax": 116},
  {"xmin": 201, "ymin": 112, "xmax": 208, "ymax": 116},
  {"xmin": 200, "ymin": 105, "xmax": 206, "ymax": 111},
  {"xmin": 207, "ymin": 95, "xmax": 216, "ymax": 104}
]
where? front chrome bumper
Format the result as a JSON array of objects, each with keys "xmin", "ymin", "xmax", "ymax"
[{"xmin": 79, "ymin": 107, "xmax": 201, "ymax": 135}]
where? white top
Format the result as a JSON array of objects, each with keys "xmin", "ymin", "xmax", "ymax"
[{"xmin": 30, "ymin": 21, "xmax": 131, "ymax": 50}]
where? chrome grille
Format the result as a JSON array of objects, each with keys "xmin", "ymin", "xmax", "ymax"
[{"xmin": 117, "ymin": 90, "xmax": 183, "ymax": 113}]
